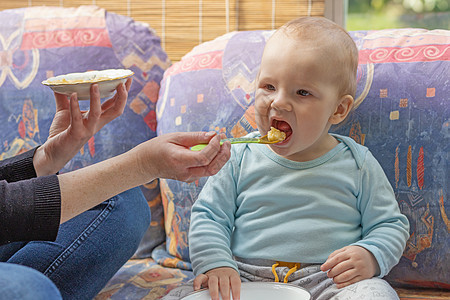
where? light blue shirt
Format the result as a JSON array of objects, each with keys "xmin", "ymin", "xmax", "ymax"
[{"xmin": 189, "ymin": 133, "xmax": 410, "ymax": 278}]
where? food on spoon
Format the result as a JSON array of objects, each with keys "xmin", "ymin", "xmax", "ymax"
[{"xmin": 267, "ymin": 127, "xmax": 286, "ymax": 142}]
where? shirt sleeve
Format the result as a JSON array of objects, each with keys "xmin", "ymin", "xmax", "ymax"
[
  {"xmin": 189, "ymin": 150, "xmax": 240, "ymax": 276},
  {"xmin": 352, "ymin": 151, "xmax": 410, "ymax": 277},
  {"xmin": 0, "ymin": 148, "xmax": 38, "ymax": 182},
  {"xmin": 0, "ymin": 147, "xmax": 61, "ymax": 245}
]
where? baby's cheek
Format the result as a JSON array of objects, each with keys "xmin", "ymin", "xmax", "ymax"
[
  {"xmin": 254, "ymin": 103, "xmax": 269, "ymax": 127},
  {"xmin": 255, "ymin": 93, "xmax": 272, "ymax": 112},
  {"xmin": 255, "ymin": 89, "xmax": 271, "ymax": 102}
]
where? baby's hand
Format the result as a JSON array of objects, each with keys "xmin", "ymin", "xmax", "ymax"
[
  {"xmin": 193, "ymin": 267, "xmax": 241, "ymax": 300},
  {"xmin": 320, "ymin": 245, "xmax": 380, "ymax": 289}
]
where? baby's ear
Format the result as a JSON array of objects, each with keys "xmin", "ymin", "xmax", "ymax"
[{"xmin": 329, "ymin": 95, "xmax": 354, "ymax": 125}]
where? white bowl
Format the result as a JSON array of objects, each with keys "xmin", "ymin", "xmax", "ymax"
[
  {"xmin": 181, "ymin": 282, "xmax": 311, "ymax": 300},
  {"xmin": 42, "ymin": 69, "xmax": 134, "ymax": 100}
]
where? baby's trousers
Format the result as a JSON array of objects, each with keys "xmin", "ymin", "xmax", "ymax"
[
  {"xmin": 236, "ymin": 259, "xmax": 399, "ymax": 300},
  {"xmin": 163, "ymin": 258, "xmax": 399, "ymax": 300}
]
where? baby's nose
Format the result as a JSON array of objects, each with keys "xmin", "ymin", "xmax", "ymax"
[{"xmin": 271, "ymin": 93, "xmax": 292, "ymax": 111}]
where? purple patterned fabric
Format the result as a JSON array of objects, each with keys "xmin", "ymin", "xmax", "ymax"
[
  {"xmin": 0, "ymin": 5, "xmax": 170, "ymax": 257},
  {"xmin": 156, "ymin": 29, "xmax": 450, "ymax": 289}
]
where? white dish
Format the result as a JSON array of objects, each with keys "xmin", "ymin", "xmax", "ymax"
[
  {"xmin": 181, "ymin": 282, "xmax": 311, "ymax": 300},
  {"xmin": 42, "ymin": 69, "xmax": 133, "ymax": 100}
]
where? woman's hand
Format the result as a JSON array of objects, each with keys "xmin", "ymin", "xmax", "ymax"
[
  {"xmin": 34, "ymin": 78, "xmax": 132, "ymax": 176},
  {"xmin": 131, "ymin": 131, "xmax": 231, "ymax": 183}
]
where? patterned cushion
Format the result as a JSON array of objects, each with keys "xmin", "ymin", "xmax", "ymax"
[
  {"xmin": 95, "ymin": 258, "xmax": 194, "ymax": 299},
  {"xmin": 0, "ymin": 5, "xmax": 170, "ymax": 256},
  {"xmin": 156, "ymin": 29, "xmax": 450, "ymax": 289}
]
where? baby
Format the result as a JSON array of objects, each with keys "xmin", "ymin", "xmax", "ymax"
[{"xmin": 166, "ymin": 17, "xmax": 410, "ymax": 300}]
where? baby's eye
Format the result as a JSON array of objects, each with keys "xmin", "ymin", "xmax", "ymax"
[
  {"xmin": 297, "ymin": 89, "xmax": 310, "ymax": 96},
  {"xmin": 264, "ymin": 84, "xmax": 275, "ymax": 91}
]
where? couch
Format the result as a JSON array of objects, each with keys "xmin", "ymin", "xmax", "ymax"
[{"xmin": 0, "ymin": 5, "xmax": 448, "ymax": 300}]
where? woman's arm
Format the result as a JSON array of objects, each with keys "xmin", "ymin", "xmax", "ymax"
[
  {"xmin": 0, "ymin": 132, "xmax": 230, "ymax": 244},
  {"xmin": 1, "ymin": 78, "xmax": 231, "ymax": 242},
  {"xmin": 58, "ymin": 132, "xmax": 230, "ymax": 223}
]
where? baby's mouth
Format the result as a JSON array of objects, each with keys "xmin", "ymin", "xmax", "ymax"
[{"xmin": 271, "ymin": 119, "xmax": 292, "ymax": 141}]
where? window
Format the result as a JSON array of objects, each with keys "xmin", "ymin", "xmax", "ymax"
[{"xmin": 346, "ymin": 0, "xmax": 450, "ymax": 30}]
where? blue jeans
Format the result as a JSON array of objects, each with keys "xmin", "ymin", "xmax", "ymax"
[
  {"xmin": 0, "ymin": 187, "xmax": 150, "ymax": 300},
  {"xmin": 0, "ymin": 263, "xmax": 62, "ymax": 299}
]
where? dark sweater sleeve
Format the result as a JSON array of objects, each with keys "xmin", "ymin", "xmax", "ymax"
[
  {"xmin": 0, "ymin": 148, "xmax": 38, "ymax": 182},
  {"xmin": 0, "ymin": 147, "xmax": 61, "ymax": 245}
]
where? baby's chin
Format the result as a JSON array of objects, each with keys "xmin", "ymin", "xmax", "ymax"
[
  {"xmin": 267, "ymin": 142, "xmax": 292, "ymax": 157},
  {"xmin": 269, "ymin": 148, "xmax": 306, "ymax": 162},
  {"xmin": 268, "ymin": 140, "xmax": 318, "ymax": 162}
]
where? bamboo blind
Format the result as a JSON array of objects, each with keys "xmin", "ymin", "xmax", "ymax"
[{"xmin": 1, "ymin": 0, "xmax": 325, "ymax": 62}]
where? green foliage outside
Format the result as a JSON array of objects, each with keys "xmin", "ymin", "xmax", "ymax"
[{"xmin": 347, "ymin": 0, "xmax": 450, "ymax": 30}]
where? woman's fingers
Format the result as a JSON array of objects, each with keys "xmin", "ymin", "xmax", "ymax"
[
  {"xmin": 69, "ymin": 92, "xmax": 82, "ymax": 127},
  {"xmin": 124, "ymin": 77, "xmax": 132, "ymax": 91},
  {"xmin": 96, "ymin": 80, "xmax": 129, "ymax": 126},
  {"xmin": 185, "ymin": 141, "xmax": 231, "ymax": 181},
  {"xmin": 54, "ymin": 92, "xmax": 70, "ymax": 111},
  {"xmin": 84, "ymin": 84, "xmax": 102, "ymax": 132}
]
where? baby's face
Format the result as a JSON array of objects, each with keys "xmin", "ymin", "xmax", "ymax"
[{"xmin": 255, "ymin": 32, "xmax": 343, "ymax": 162}]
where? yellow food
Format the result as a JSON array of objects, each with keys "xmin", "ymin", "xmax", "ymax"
[
  {"xmin": 267, "ymin": 127, "xmax": 286, "ymax": 142},
  {"xmin": 50, "ymin": 76, "xmax": 112, "ymax": 84}
]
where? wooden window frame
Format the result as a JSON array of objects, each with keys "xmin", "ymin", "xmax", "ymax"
[{"xmin": 324, "ymin": 0, "xmax": 347, "ymax": 28}]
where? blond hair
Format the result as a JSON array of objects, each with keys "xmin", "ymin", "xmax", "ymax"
[{"xmin": 277, "ymin": 17, "xmax": 359, "ymax": 98}]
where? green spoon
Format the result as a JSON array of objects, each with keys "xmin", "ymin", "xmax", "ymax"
[{"xmin": 190, "ymin": 134, "xmax": 280, "ymax": 151}]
